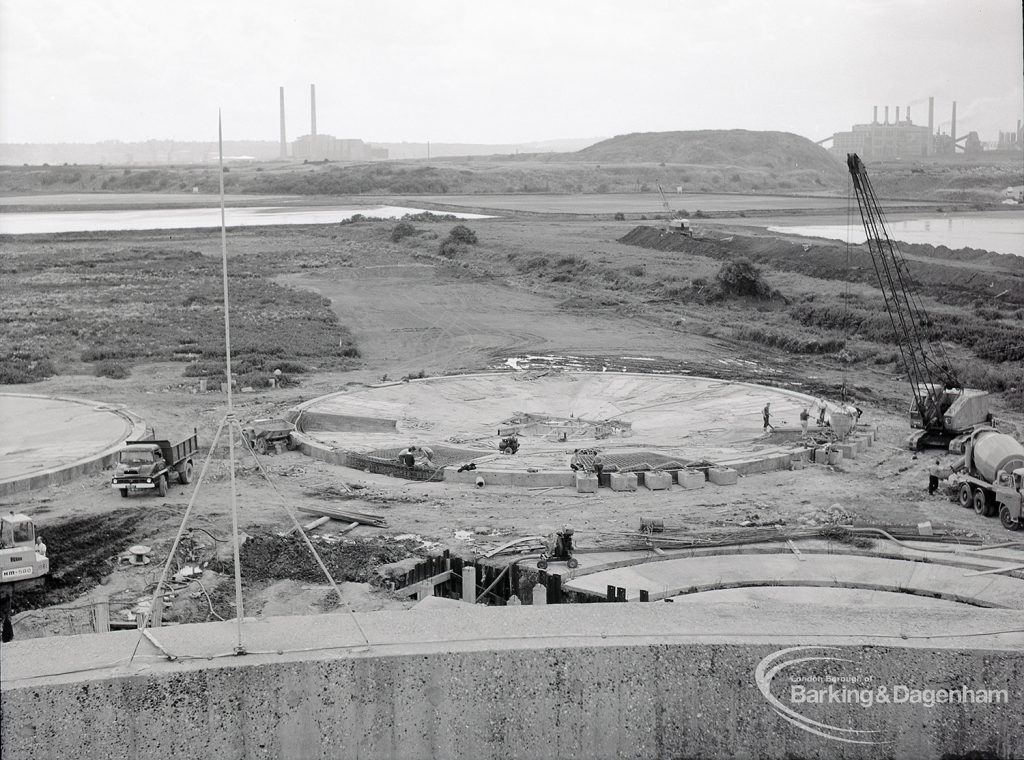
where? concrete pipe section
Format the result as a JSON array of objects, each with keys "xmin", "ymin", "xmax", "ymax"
[
  {"xmin": 0, "ymin": 393, "xmax": 145, "ymax": 496},
  {"xmin": 291, "ymin": 372, "xmax": 821, "ymax": 484}
]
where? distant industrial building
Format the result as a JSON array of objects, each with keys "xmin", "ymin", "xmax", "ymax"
[
  {"xmin": 281, "ymin": 84, "xmax": 388, "ymax": 162},
  {"xmin": 829, "ymin": 97, "xmax": 983, "ymax": 160},
  {"xmin": 996, "ymin": 121, "xmax": 1023, "ymax": 151}
]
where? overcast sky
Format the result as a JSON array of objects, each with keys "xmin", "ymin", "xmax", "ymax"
[{"xmin": 1, "ymin": 0, "xmax": 1021, "ymax": 146}]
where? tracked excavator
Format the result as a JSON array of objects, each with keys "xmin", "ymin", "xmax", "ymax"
[{"xmin": 846, "ymin": 153, "xmax": 992, "ymax": 450}]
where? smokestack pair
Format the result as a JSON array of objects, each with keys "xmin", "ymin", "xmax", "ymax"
[{"xmin": 278, "ymin": 84, "xmax": 319, "ymax": 158}]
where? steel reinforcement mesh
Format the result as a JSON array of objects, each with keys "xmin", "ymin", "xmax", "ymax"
[{"xmin": 577, "ymin": 451, "xmax": 692, "ymax": 472}]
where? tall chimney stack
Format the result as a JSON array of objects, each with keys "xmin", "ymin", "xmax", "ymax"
[
  {"xmin": 884, "ymin": 106, "xmax": 889, "ymax": 125},
  {"xmin": 928, "ymin": 97, "xmax": 934, "ymax": 134},
  {"xmin": 906, "ymin": 105, "xmax": 911, "ymax": 124},
  {"xmin": 279, "ymin": 87, "xmax": 287, "ymax": 159},
  {"xmin": 951, "ymin": 101, "xmax": 956, "ymax": 147},
  {"xmin": 873, "ymin": 106, "xmax": 878, "ymax": 124},
  {"xmin": 310, "ymin": 84, "xmax": 317, "ymax": 136},
  {"xmin": 895, "ymin": 106, "xmax": 900, "ymax": 124}
]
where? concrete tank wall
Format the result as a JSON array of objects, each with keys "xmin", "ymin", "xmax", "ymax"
[{"xmin": 3, "ymin": 606, "xmax": 1022, "ymax": 760}]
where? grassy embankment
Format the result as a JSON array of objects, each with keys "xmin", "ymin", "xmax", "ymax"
[{"xmin": 2, "ymin": 154, "xmax": 1018, "ymax": 204}]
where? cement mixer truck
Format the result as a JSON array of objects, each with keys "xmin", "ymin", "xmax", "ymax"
[{"xmin": 949, "ymin": 427, "xmax": 1024, "ymax": 531}]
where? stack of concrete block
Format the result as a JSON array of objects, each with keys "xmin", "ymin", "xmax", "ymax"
[
  {"xmin": 676, "ymin": 470, "xmax": 705, "ymax": 490},
  {"xmin": 644, "ymin": 471, "xmax": 672, "ymax": 491},
  {"xmin": 708, "ymin": 467, "xmax": 738, "ymax": 485},
  {"xmin": 609, "ymin": 472, "xmax": 638, "ymax": 491},
  {"xmin": 575, "ymin": 473, "xmax": 598, "ymax": 493},
  {"xmin": 813, "ymin": 447, "xmax": 830, "ymax": 464},
  {"xmin": 839, "ymin": 443, "xmax": 857, "ymax": 460},
  {"xmin": 827, "ymin": 448, "xmax": 843, "ymax": 466}
]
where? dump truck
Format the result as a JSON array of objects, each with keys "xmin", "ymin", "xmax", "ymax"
[
  {"xmin": 241, "ymin": 418, "xmax": 296, "ymax": 455},
  {"xmin": 1, "ymin": 511, "xmax": 50, "ymax": 641},
  {"xmin": 949, "ymin": 427, "xmax": 1024, "ymax": 530},
  {"xmin": 111, "ymin": 429, "xmax": 199, "ymax": 497}
]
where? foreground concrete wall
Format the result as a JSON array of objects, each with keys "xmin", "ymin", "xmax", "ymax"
[{"xmin": 3, "ymin": 605, "xmax": 1023, "ymax": 760}]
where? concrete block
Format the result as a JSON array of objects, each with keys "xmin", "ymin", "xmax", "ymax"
[
  {"xmin": 722, "ymin": 452, "xmax": 792, "ymax": 476},
  {"xmin": 609, "ymin": 472, "xmax": 638, "ymax": 491},
  {"xmin": 813, "ymin": 447, "xmax": 829, "ymax": 464},
  {"xmin": 790, "ymin": 458, "xmax": 805, "ymax": 470},
  {"xmin": 676, "ymin": 470, "xmax": 705, "ymax": 490},
  {"xmin": 827, "ymin": 448, "xmax": 843, "ymax": 466},
  {"xmin": 510, "ymin": 470, "xmax": 574, "ymax": 488},
  {"xmin": 575, "ymin": 473, "xmax": 598, "ymax": 493},
  {"xmin": 854, "ymin": 436, "xmax": 868, "ymax": 453},
  {"xmin": 644, "ymin": 471, "xmax": 672, "ymax": 491},
  {"xmin": 839, "ymin": 443, "xmax": 857, "ymax": 460},
  {"xmin": 708, "ymin": 467, "xmax": 738, "ymax": 486}
]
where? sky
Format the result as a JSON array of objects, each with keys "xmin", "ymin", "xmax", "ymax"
[{"xmin": 1, "ymin": 0, "xmax": 1022, "ymax": 146}]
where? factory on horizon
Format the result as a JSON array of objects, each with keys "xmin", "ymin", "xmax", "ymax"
[
  {"xmin": 827, "ymin": 97, "xmax": 1022, "ymax": 161},
  {"xmin": 279, "ymin": 84, "xmax": 388, "ymax": 162}
]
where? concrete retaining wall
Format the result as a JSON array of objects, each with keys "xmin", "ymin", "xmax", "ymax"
[
  {"xmin": 295, "ymin": 410, "xmax": 397, "ymax": 433},
  {"xmin": 2, "ymin": 606, "xmax": 1021, "ymax": 760}
]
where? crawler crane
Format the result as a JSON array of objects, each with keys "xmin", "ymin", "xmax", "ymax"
[{"xmin": 846, "ymin": 153, "xmax": 991, "ymax": 450}]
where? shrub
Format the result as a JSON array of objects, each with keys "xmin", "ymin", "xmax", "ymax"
[
  {"xmin": 715, "ymin": 258, "xmax": 773, "ymax": 298},
  {"xmin": 94, "ymin": 360, "xmax": 131, "ymax": 379},
  {"xmin": 390, "ymin": 222, "xmax": 418, "ymax": 242},
  {"xmin": 613, "ymin": 212, "xmax": 626, "ymax": 221},
  {"xmin": 447, "ymin": 225, "xmax": 478, "ymax": 245},
  {"xmin": 438, "ymin": 239, "xmax": 464, "ymax": 258},
  {"xmin": 0, "ymin": 350, "xmax": 56, "ymax": 384}
]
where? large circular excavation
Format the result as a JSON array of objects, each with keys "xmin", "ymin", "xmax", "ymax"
[
  {"xmin": 294, "ymin": 372, "xmax": 819, "ymax": 476},
  {"xmin": 0, "ymin": 393, "xmax": 144, "ymax": 496}
]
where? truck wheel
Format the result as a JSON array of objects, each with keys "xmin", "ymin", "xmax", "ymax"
[
  {"xmin": 999, "ymin": 506, "xmax": 1021, "ymax": 531},
  {"xmin": 119, "ymin": 488, "xmax": 129, "ymax": 498},
  {"xmin": 157, "ymin": 475, "xmax": 168, "ymax": 497},
  {"xmin": 973, "ymin": 490, "xmax": 988, "ymax": 516},
  {"xmin": 255, "ymin": 438, "xmax": 268, "ymax": 455},
  {"xmin": 179, "ymin": 461, "xmax": 193, "ymax": 485},
  {"xmin": 1, "ymin": 615, "xmax": 12, "ymax": 643},
  {"xmin": 958, "ymin": 483, "xmax": 973, "ymax": 509}
]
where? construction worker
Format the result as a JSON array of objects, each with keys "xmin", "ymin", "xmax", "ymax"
[
  {"xmin": 928, "ymin": 458, "xmax": 943, "ymax": 495},
  {"xmin": 397, "ymin": 446, "xmax": 417, "ymax": 468},
  {"xmin": 763, "ymin": 403, "xmax": 775, "ymax": 433},
  {"xmin": 35, "ymin": 535, "xmax": 46, "ymax": 557},
  {"xmin": 817, "ymin": 401, "xmax": 828, "ymax": 427},
  {"xmin": 799, "ymin": 408, "xmax": 810, "ymax": 436},
  {"xmin": 592, "ymin": 453, "xmax": 605, "ymax": 484},
  {"xmin": 415, "ymin": 445, "xmax": 435, "ymax": 467}
]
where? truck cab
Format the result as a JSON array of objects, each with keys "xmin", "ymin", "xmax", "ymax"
[
  {"xmin": 0, "ymin": 512, "xmax": 49, "ymax": 586},
  {"xmin": 997, "ymin": 468, "xmax": 1024, "ymax": 531},
  {"xmin": 113, "ymin": 443, "xmax": 168, "ymax": 492}
]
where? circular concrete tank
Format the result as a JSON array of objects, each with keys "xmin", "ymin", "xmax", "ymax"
[
  {"xmin": 292, "ymin": 371, "xmax": 820, "ymax": 476},
  {"xmin": 0, "ymin": 393, "xmax": 145, "ymax": 496}
]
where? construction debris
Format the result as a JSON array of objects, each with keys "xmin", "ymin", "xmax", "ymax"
[{"xmin": 297, "ymin": 505, "xmax": 387, "ymax": 528}]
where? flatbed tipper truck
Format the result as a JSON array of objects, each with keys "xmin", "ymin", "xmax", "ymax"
[
  {"xmin": 949, "ymin": 427, "xmax": 1024, "ymax": 530},
  {"xmin": 111, "ymin": 429, "xmax": 199, "ymax": 497}
]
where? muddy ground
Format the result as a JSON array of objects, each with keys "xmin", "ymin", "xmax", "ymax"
[{"xmin": 2, "ymin": 214, "xmax": 1022, "ymax": 639}]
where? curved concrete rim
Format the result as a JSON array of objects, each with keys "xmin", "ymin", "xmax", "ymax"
[
  {"xmin": 563, "ymin": 551, "xmax": 1024, "ymax": 609},
  {"xmin": 0, "ymin": 393, "xmax": 147, "ymax": 497},
  {"xmin": 285, "ymin": 371, "xmax": 838, "ymax": 484}
]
